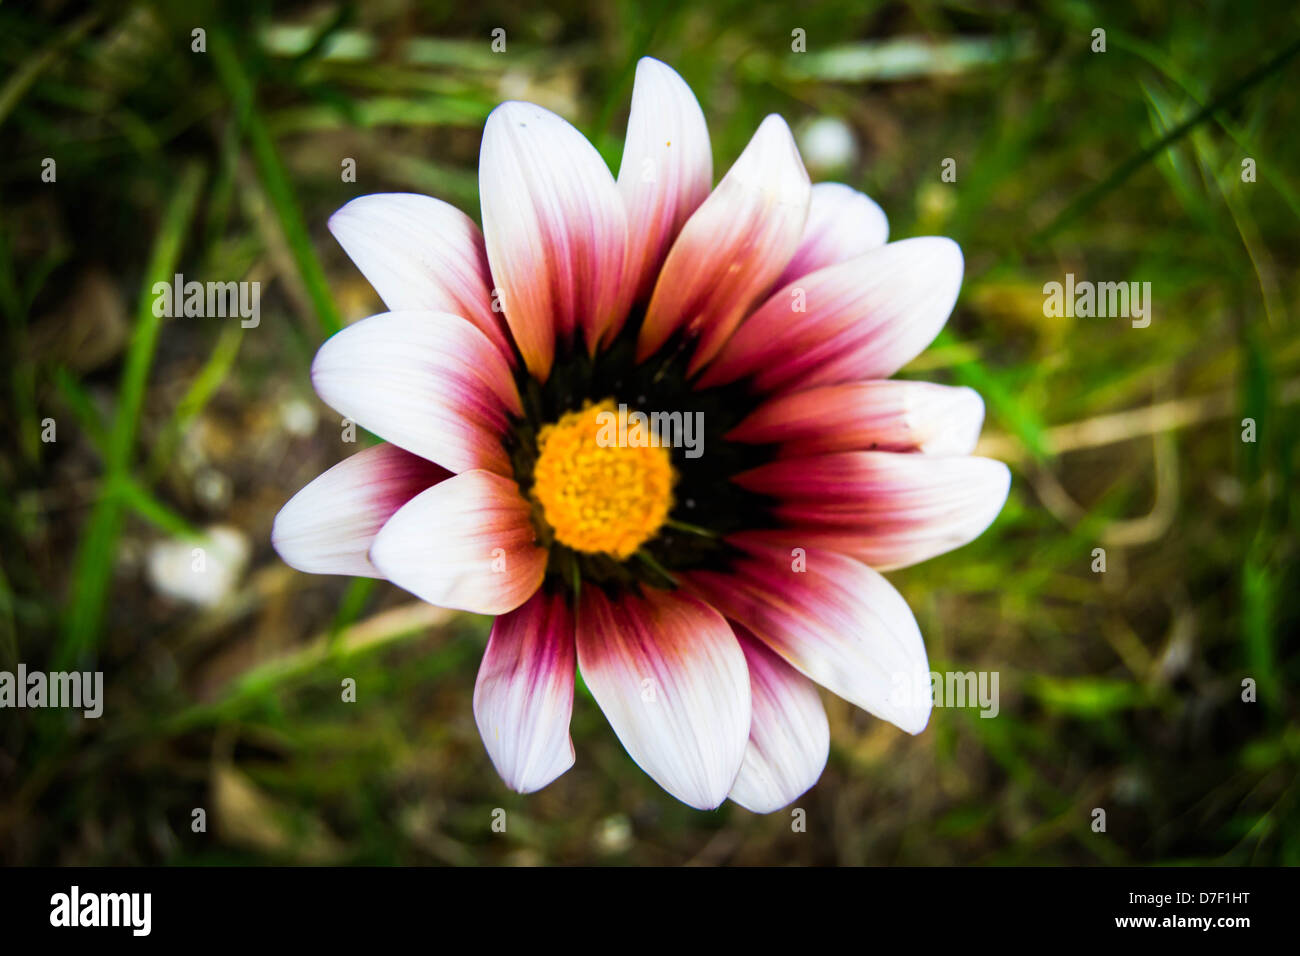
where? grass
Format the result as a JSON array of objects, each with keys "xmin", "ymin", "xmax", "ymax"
[
  {"xmin": 56, "ymin": 162, "xmax": 206, "ymax": 673},
  {"xmin": 0, "ymin": 0, "xmax": 1298, "ymax": 865}
]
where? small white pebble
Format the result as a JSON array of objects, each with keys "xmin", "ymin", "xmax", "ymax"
[
  {"xmin": 280, "ymin": 397, "xmax": 318, "ymax": 437},
  {"xmin": 146, "ymin": 524, "xmax": 250, "ymax": 608},
  {"xmin": 798, "ymin": 116, "xmax": 858, "ymax": 173}
]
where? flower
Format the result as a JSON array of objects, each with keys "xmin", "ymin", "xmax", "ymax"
[{"xmin": 272, "ymin": 57, "xmax": 1010, "ymax": 812}]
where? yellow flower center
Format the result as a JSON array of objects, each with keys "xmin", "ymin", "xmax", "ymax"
[{"xmin": 530, "ymin": 399, "xmax": 674, "ymax": 559}]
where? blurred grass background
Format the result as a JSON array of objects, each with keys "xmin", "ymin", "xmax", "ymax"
[{"xmin": 1, "ymin": 0, "xmax": 1298, "ymax": 865}]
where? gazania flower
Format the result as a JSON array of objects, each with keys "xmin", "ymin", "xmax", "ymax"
[{"xmin": 272, "ymin": 58, "xmax": 1010, "ymax": 812}]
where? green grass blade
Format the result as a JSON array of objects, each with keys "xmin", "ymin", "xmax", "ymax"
[
  {"xmin": 56, "ymin": 162, "xmax": 205, "ymax": 669},
  {"xmin": 210, "ymin": 29, "xmax": 342, "ymax": 337}
]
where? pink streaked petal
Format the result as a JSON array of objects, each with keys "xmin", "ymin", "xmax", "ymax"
[
  {"xmin": 310, "ymin": 311, "xmax": 521, "ymax": 476},
  {"xmin": 479, "ymin": 101, "xmax": 629, "ymax": 380},
  {"xmin": 698, "ymin": 237, "xmax": 963, "ymax": 393},
  {"xmin": 474, "ymin": 589, "xmax": 576, "ymax": 793},
  {"xmin": 617, "ymin": 57, "xmax": 713, "ymax": 307},
  {"xmin": 576, "ymin": 586, "xmax": 750, "ymax": 810},
  {"xmin": 683, "ymin": 538, "xmax": 931, "ymax": 734},
  {"xmin": 636, "ymin": 114, "xmax": 810, "ymax": 373},
  {"xmin": 272, "ymin": 443, "xmax": 450, "ymax": 578},
  {"xmin": 772, "ymin": 182, "xmax": 888, "ymax": 289},
  {"xmin": 727, "ymin": 381, "xmax": 985, "ymax": 456},
  {"xmin": 735, "ymin": 452, "xmax": 1011, "ymax": 570},
  {"xmin": 327, "ymin": 193, "xmax": 512, "ymax": 360},
  {"xmin": 369, "ymin": 470, "xmax": 545, "ymax": 615},
  {"xmin": 728, "ymin": 626, "xmax": 829, "ymax": 814}
]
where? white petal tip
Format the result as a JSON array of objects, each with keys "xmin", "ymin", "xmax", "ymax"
[
  {"xmin": 905, "ymin": 235, "xmax": 964, "ymax": 278},
  {"xmin": 916, "ymin": 385, "xmax": 987, "ymax": 455},
  {"xmin": 731, "ymin": 114, "xmax": 809, "ymax": 196},
  {"xmin": 504, "ymin": 750, "xmax": 576, "ymax": 794}
]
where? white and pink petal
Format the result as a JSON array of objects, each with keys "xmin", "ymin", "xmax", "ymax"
[
  {"xmin": 636, "ymin": 114, "xmax": 811, "ymax": 372},
  {"xmin": 684, "ymin": 538, "xmax": 932, "ymax": 734},
  {"xmin": 474, "ymin": 589, "xmax": 576, "ymax": 793},
  {"xmin": 327, "ymin": 193, "xmax": 512, "ymax": 359},
  {"xmin": 576, "ymin": 586, "xmax": 750, "ymax": 810},
  {"xmin": 772, "ymin": 182, "xmax": 888, "ymax": 289},
  {"xmin": 698, "ymin": 237, "xmax": 963, "ymax": 393},
  {"xmin": 729, "ymin": 627, "xmax": 830, "ymax": 814},
  {"xmin": 272, "ymin": 443, "xmax": 450, "ymax": 578},
  {"xmin": 369, "ymin": 469, "xmax": 545, "ymax": 615},
  {"xmin": 617, "ymin": 57, "xmax": 713, "ymax": 307},
  {"xmin": 479, "ymin": 101, "xmax": 629, "ymax": 380},
  {"xmin": 310, "ymin": 310, "xmax": 521, "ymax": 476},
  {"xmin": 727, "ymin": 381, "xmax": 985, "ymax": 456},
  {"xmin": 734, "ymin": 452, "xmax": 1011, "ymax": 570}
]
